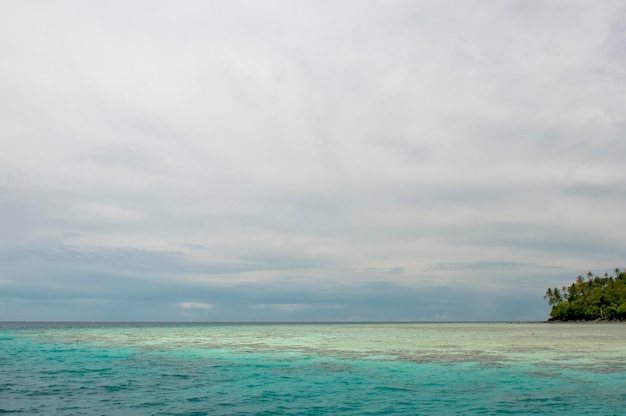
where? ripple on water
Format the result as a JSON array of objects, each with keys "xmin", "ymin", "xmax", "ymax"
[{"xmin": 2, "ymin": 323, "xmax": 626, "ymax": 415}]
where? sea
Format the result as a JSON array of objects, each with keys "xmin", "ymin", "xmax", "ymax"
[{"xmin": 1, "ymin": 322, "xmax": 625, "ymax": 415}]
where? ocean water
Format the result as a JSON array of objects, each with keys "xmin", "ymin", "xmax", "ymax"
[{"xmin": 1, "ymin": 322, "xmax": 625, "ymax": 415}]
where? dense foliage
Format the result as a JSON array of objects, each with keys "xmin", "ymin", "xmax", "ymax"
[{"xmin": 544, "ymin": 269, "xmax": 626, "ymax": 320}]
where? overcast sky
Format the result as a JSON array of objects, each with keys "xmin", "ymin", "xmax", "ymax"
[{"xmin": 1, "ymin": 0, "xmax": 625, "ymax": 321}]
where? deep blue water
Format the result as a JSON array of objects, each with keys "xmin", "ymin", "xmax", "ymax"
[{"xmin": 1, "ymin": 322, "xmax": 625, "ymax": 415}]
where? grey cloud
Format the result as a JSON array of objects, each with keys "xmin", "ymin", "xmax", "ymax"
[
  {"xmin": 177, "ymin": 242, "xmax": 207, "ymax": 250},
  {"xmin": 0, "ymin": 243, "xmax": 324, "ymax": 280},
  {"xmin": 436, "ymin": 261, "xmax": 528, "ymax": 271},
  {"xmin": 364, "ymin": 136, "xmax": 429, "ymax": 162},
  {"xmin": 564, "ymin": 182, "xmax": 626, "ymax": 200},
  {"xmin": 76, "ymin": 144, "xmax": 155, "ymax": 168}
]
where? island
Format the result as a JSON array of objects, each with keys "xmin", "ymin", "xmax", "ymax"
[{"xmin": 544, "ymin": 268, "xmax": 626, "ymax": 321}]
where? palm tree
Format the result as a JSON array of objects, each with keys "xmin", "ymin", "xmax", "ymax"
[{"xmin": 544, "ymin": 288, "xmax": 554, "ymax": 305}]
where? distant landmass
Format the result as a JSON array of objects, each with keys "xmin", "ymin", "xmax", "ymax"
[{"xmin": 544, "ymin": 269, "xmax": 626, "ymax": 321}]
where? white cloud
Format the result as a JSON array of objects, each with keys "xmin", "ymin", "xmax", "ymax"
[{"xmin": 180, "ymin": 302, "xmax": 213, "ymax": 310}]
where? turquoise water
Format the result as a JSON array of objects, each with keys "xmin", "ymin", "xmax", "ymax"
[{"xmin": 2, "ymin": 323, "xmax": 626, "ymax": 415}]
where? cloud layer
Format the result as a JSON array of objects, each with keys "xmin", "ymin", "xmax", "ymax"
[{"xmin": 1, "ymin": 0, "xmax": 625, "ymax": 321}]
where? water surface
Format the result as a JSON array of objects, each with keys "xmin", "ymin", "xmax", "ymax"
[{"xmin": 2, "ymin": 322, "xmax": 625, "ymax": 415}]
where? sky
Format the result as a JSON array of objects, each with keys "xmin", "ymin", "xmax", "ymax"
[{"xmin": 1, "ymin": 0, "xmax": 625, "ymax": 321}]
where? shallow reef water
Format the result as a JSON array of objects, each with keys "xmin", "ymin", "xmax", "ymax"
[{"xmin": 1, "ymin": 322, "xmax": 625, "ymax": 415}]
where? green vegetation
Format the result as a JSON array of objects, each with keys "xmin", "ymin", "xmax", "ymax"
[{"xmin": 544, "ymin": 268, "xmax": 626, "ymax": 321}]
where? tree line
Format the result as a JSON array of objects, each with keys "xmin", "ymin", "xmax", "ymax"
[{"xmin": 544, "ymin": 268, "xmax": 626, "ymax": 321}]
